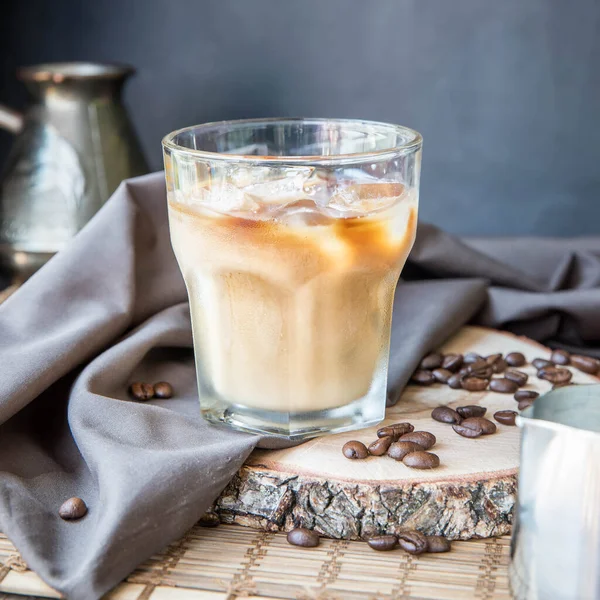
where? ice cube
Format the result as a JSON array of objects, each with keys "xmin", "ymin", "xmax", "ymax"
[
  {"xmin": 275, "ymin": 200, "xmax": 333, "ymax": 227},
  {"xmin": 328, "ymin": 181, "xmax": 405, "ymax": 215},
  {"xmin": 241, "ymin": 166, "xmax": 315, "ymax": 206}
]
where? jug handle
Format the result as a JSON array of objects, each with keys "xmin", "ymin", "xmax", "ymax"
[{"xmin": 0, "ymin": 104, "xmax": 23, "ymax": 134}]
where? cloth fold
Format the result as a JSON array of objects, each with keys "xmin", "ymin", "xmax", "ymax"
[{"xmin": 0, "ymin": 172, "xmax": 599, "ymax": 598}]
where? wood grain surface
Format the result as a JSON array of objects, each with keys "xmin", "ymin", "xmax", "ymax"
[{"xmin": 215, "ymin": 326, "xmax": 597, "ymax": 540}]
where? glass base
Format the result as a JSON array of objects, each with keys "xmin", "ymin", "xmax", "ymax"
[{"xmin": 201, "ymin": 390, "xmax": 385, "ymax": 441}]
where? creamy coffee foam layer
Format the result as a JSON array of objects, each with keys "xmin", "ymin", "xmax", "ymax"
[{"xmin": 168, "ymin": 178, "xmax": 417, "ymax": 412}]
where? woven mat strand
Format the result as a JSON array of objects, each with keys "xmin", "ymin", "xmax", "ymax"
[{"xmin": 0, "ymin": 526, "xmax": 511, "ymax": 599}]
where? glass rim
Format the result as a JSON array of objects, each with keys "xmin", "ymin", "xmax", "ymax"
[{"xmin": 162, "ymin": 117, "xmax": 422, "ymax": 165}]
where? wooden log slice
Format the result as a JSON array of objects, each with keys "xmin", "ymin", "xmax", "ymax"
[{"xmin": 215, "ymin": 326, "xmax": 597, "ymax": 540}]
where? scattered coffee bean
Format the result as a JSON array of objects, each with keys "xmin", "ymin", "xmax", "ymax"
[
  {"xmin": 387, "ymin": 441, "xmax": 423, "ymax": 461},
  {"xmin": 403, "ymin": 451, "xmax": 440, "ymax": 469},
  {"xmin": 411, "ymin": 370, "xmax": 436, "ymax": 385},
  {"xmin": 426, "ymin": 536, "xmax": 452, "ymax": 553},
  {"xmin": 485, "ymin": 353, "xmax": 502, "ymax": 365},
  {"xmin": 553, "ymin": 381, "xmax": 573, "ymax": 390},
  {"xmin": 198, "ymin": 512, "xmax": 221, "ymax": 527},
  {"xmin": 537, "ymin": 366, "xmax": 572, "ymax": 384},
  {"xmin": 447, "ymin": 374, "xmax": 464, "ymax": 389},
  {"xmin": 504, "ymin": 369, "xmax": 528, "ymax": 387},
  {"xmin": 486, "ymin": 354, "xmax": 507, "ymax": 373},
  {"xmin": 489, "ymin": 378, "xmax": 519, "ymax": 394},
  {"xmin": 432, "ymin": 368, "xmax": 453, "ymax": 384},
  {"xmin": 461, "ymin": 417, "xmax": 496, "ymax": 435},
  {"xmin": 452, "ymin": 422, "xmax": 483, "ymax": 438},
  {"xmin": 461, "ymin": 377, "xmax": 489, "ymax": 392},
  {"xmin": 442, "ymin": 354, "xmax": 463, "ymax": 372},
  {"xmin": 494, "ymin": 410, "xmax": 518, "ymax": 426},
  {"xmin": 532, "ymin": 358, "xmax": 554, "ymax": 370},
  {"xmin": 505, "ymin": 352, "xmax": 526, "ymax": 367},
  {"xmin": 469, "ymin": 366, "xmax": 494, "ymax": 379},
  {"xmin": 368, "ymin": 436, "xmax": 393, "ymax": 456},
  {"xmin": 367, "ymin": 535, "xmax": 398, "ymax": 551},
  {"xmin": 514, "ymin": 390, "xmax": 539, "ymax": 401},
  {"xmin": 153, "ymin": 381, "xmax": 173, "ymax": 399},
  {"xmin": 397, "ymin": 530, "xmax": 428, "ymax": 554},
  {"xmin": 287, "ymin": 528, "xmax": 320, "ymax": 548},
  {"xmin": 399, "ymin": 431, "xmax": 436, "ymax": 450},
  {"xmin": 466, "ymin": 358, "xmax": 489, "ymax": 374},
  {"xmin": 463, "ymin": 352, "xmax": 483, "ymax": 364},
  {"xmin": 551, "ymin": 349, "xmax": 571, "ymax": 366},
  {"xmin": 377, "ymin": 422, "xmax": 414, "ymax": 441},
  {"xmin": 59, "ymin": 497, "xmax": 88, "ymax": 521},
  {"xmin": 342, "ymin": 440, "xmax": 369, "ymax": 459},
  {"xmin": 518, "ymin": 398, "xmax": 536, "ymax": 411},
  {"xmin": 458, "ymin": 367, "xmax": 470, "ymax": 377},
  {"xmin": 431, "ymin": 406, "xmax": 462, "ymax": 424},
  {"xmin": 420, "ymin": 352, "xmax": 443, "ymax": 370},
  {"xmin": 570, "ymin": 354, "xmax": 600, "ymax": 375},
  {"xmin": 128, "ymin": 382, "xmax": 154, "ymax": 401},
  {"xmin": 456, "ymin": 405, "xmax": 487, "ymax": 419}
]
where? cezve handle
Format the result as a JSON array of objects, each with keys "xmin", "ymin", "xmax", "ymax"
[{"xmin": 0, "ymin": 104, "xmax": 23, "ymax": 134}]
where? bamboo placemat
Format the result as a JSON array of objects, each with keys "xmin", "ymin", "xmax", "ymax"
[{"xmin": 0, "ymin": 525, "xmax": 510, "ymax": 599}]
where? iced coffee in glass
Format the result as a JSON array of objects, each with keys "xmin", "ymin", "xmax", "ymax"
[{"xmin": 163, "ymin": 118, "xmax": 422, "ymax": 439}]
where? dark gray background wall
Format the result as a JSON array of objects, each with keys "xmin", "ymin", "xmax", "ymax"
[{"xmin": 1, "ymin": 0, "xmax": 599, "ymax": 236}]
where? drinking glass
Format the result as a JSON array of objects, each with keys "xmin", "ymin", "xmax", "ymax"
[{"xmin": 163, "ymin": 118, "xmax": 422, "ymax": 439}]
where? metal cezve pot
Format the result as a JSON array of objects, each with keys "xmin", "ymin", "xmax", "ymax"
[{"xmin": 0, "ymin": 62, "xmax": 148, "ymax": 275}]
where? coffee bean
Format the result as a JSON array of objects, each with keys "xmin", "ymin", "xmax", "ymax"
[
  {"xmin": 463, "ymin": 352, "xmax": 483, "ymax": 364},
  {"xmin": 466, "ymin": 358, "xmax": 488, "ymax": 373},
  {"xmin": 442, "ymin": 354, "xmax": 463, "ymax": 372},
  {"xmin": 342, "ymin": 441, "xmax": 369, "ymax": 459},
  {"xmin": 287, "ymin": 528, "xmax": 320, "ymax": 548},
  {"xmin": 367, "ymin": 535, "xmax": 398, "ymax": 551},
  {"xmin": 518, "ymin": 399, "xmax": 536, "ymax": 411},
  {"xmin": 387, "ymin": 441, "xmax": 423, "ymax": 461},
  {"xmin": 469, "ymin": 366, "xmax": 494, "ymax": 379},
  {"xmin": 420, "ymin": 353, "xmax": 443, "ymax": 370},
  {"xmin": 431, "ymin": 406, "xmax": 462, "ymax": 424},
  {"xmin": 537, "ymin": 367, "xmax": 572, "ymax": 384},
  {"xmin": 403, "ymin": 451, "xmax": 440, "ymax": 469},
  {"xmin": 514, "ymin": 390, "xmax": 539, "ymax": 401},
  {"xmin": 411, "ymin": 370, "xmax": 436, "ymax": 385},
  {"xmin": 368, "ymin": 436, "xmax": 393, "ymax": 456},
  {"xmin": 532, "ymin": 358, "xmax": 554, "ymax": 370},
  {"xmin": 505, "ymin": 352, "xmax": 526, "ymax": 367},
  {"xmin": 426, "ymin": 536, "xmax": 452, "ymax": 553},
  {"xmin": 198, "ymin": 512, "xmax": 221, "ymax": 527},
  {"xmin": 570, "ymin": 354, "xmax": 600, "ymax": 375},
  {"xmin": 59, "ymin": 497, "xmax": 88, "ymax": 520},
  {"xmin": 447, "ymin": 374, "xmax": 464, "ymax": 389},
  {"xmin": 489, "ymin": 378, "xmax": 519, "ymax": 394},
  {"xmin": 461, "ymin": 417, "xmax": 496, "ymax": 435},
  {"xmin": 504, "ymin": 369, "xmax": 528, "ymax": 387},
  {"xmin": 456, "ymin": 405, "xmax": 487, "ymax": 419},
  {"xmin": 399, "ymin": 431, "xmax": 436, "ymax": 450},
  {"xmin": 452, "ymin": 422, "xmax": 483, "ymax": 438},
  {"xmin": 494, "ymin": 410, "xmax": 518, "ymax": 426},
  {"xmin": 461, "ymin": 377, "xmax": 489, "ymax": 392},
  {"xmin": 458, "ymin": 367, "xmax": 470, "ymax": 377},
  {"xmin": 153, "ymin": 381, "xmax": 173, "ymax": 399},
  {"xmin": 432, "ymin": 368, "xmax": 453, "ymax": 383},
  {"xmin": 377, "ymin": 423, "xmax": 414, "ymax": 441},
  {"xmin": 397, "ymin": 530, "xmax": 428, "ymax": 554},
  {"xmin": 128, "ymin": 382, "xmax": 154, "ymax": 401},
  {"xmin": 486, "ymin": 354, "xmax": 507, "ymax": 374},
  {"xmin": 551, "ymin": 349, "xmax": 571, "ymax": 366}
]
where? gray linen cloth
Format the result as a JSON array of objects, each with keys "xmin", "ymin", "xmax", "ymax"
[{"xmin": 0, "ymin": 172, "xmax": 599, "ymax": 598}]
